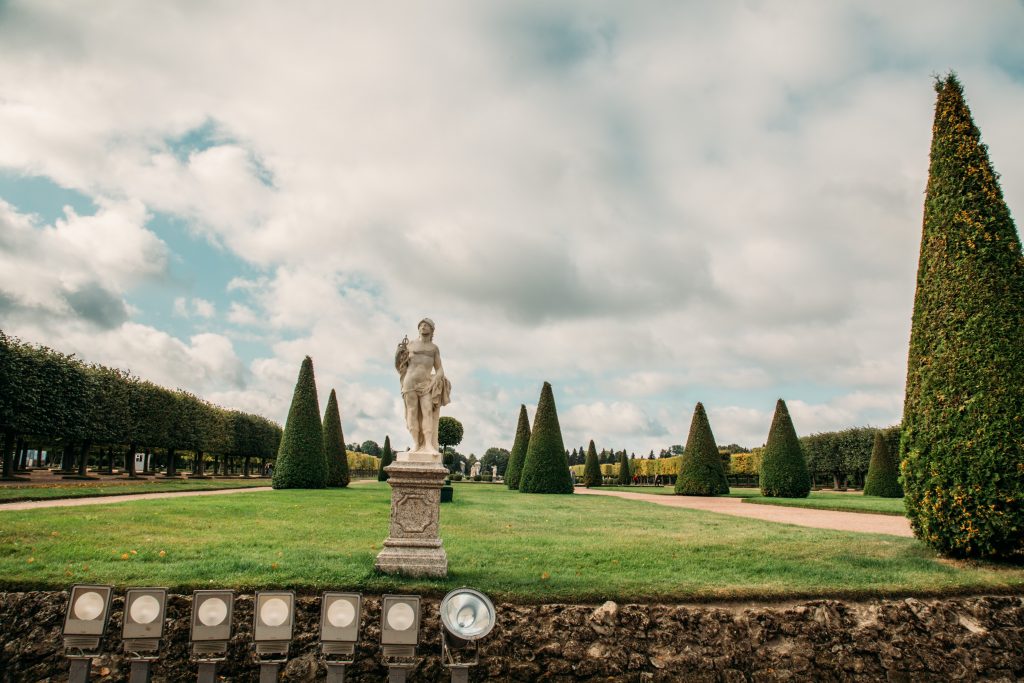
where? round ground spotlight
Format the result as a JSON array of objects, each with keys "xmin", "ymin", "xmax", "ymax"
[
  {"xmin": 197, "ymin": 597, "xmax": 228, "ymax": 627},
  {"xmin": 439, "ymin": 588, "xmax": 495, "ymax": 641}
]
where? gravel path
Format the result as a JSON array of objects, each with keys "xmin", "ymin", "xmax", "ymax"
[
  {"xmin": 0, "ymin": 486, "xmax": 273, "ymax": 511},
  {"xmin": 575, "ymin": 488, "xmax": 914, "ymax": 537}
]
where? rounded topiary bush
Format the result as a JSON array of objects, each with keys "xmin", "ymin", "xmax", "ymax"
[
  {"xmin": 504, "ymin": 405, "xmax": 531, "ymax": 490},
  {"xmin": 901, "ymin": 75, "xmax": 1024, "ymax": 559},
  {"xmin": 675, "ymin": 402, "xmax": 729, "ymax": 496},
  {"xmin": 759, "ymin": 399, "xmax": 810, "ymax": 498},
  {"xmin": 864, "ymin": 431, "xmax": 902, "ymax": 498},
  {"xmin": 518, "ymin": 382, "xmax": 573, "ymax": 494},
  {"xmin": 582, "ymin": 440, "xmax": 602, "ymax": 487},
  {"xmin": 272, "ymin": 356, "xmax": 327, "ymax": 489}
]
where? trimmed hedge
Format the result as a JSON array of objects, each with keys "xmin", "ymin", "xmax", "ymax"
[
  {"xmin": 901, "ymin": 75, "xmax": 1024, "ymax": 559},
  {"xmin": 518, "ymin": 382, "xmax": 573, "ymax": 494},
  {"xmin": 323, "ymin": 388, "xmax": 350, "ymax": 488},
  {"xmin": 504, "ymin": 405, "xmax": 531, "ymax": 490},
  {"xmin": 864, "ymin": 431, "xmax": 902, "ymax": 498},
  {"xmin": 272, "ymin": 356, "xmax": 326, "ymax": 489},
  {"xmin": 759, "ymin": 399, "xmax": 810, "ymax": 498},
  {"xmin": 582, "ymin": 440, "xmax": 602, "ymax": 487},
  {"xmin": 377, "ymin": 435, "xmax": 394, "ymax": 481},
  {"xmin": 0, "ymin": 330, "xmax": 280, "ymax": 479},
  {"xmin": 675, "ymin": 402, "xmax": 729, "ymax": 496}
]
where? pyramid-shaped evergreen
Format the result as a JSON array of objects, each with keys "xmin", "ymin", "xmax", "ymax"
[
  {"xmin": 675, "ymin": 402, "xmax": 729, "ymax": 496},
  {"xmin": 377, "ymin": 435, "xmax": 394, "ymax": 482},
  {"xmin": 323, "ymin": 388, "xmax": 350, "ymax": 488},
  {"xmin": 864, "ymin": 431, "xmax": 901, "ymax": 498},
  {"xmin": 901, "ymin": 75, "xmax": 1024, "ymax": 558},
  {"xmin": 758, "ymin": 399, "xmax": 810, "ymax": 498},
  {"xmin": 504, "ymin": 405, "xmax": 531, "ymax": 489},
  {"xmin": 518, "ymin": 382, "xmax": 573, "ymax": 494},
  {"xmin": 272, "ymin": 356, "xmax": 327, "ymax": 489},
  {"xmin": 582, "ymin": 440, "xmax": 602, "ymax": 487}
]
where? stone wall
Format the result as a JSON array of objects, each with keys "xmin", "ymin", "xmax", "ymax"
[{"xmin": 1, "ymin": 592, "xmax": 1022, "ymax": 681}]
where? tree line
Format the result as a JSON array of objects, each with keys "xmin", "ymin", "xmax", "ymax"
[{"xmin": 0, "ymin": 331, "xmax": 282, "ymax": 479}]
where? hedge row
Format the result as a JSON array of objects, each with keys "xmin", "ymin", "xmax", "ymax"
[
  {"xmin": 800, "ymin": 426, "xmax": 900, "ymax": 488},
  {"xmin": 0, "ymin": 331, "xmax": 281, "ymax": 477}
]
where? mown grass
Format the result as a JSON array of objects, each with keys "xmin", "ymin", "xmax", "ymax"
[
  {"xmin": 1, "ymin": 484, "xmax": 1019, "ymax": 602},
  {"xmin": 602, "ymin": 486, "xmax": 907, "ymax": 516},
  {"xmin": 0, "ymin": 478, "xmax": 270, "ymax": 503}
]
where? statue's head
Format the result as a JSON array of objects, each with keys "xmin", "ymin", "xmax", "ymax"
[{"xmin": 418, "ymin": 318, "xmax": 435, "ymax": 340}]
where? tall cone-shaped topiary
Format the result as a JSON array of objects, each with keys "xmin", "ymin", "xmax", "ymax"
[
  {"xmin": 377, "ymin": 435, "xmax": 394, "ymax": 482},
  {"xmin": 504, "ymin": 405, "xmax": 531, "ymax": 489},
  {"xmin": 864, "ymin": 431, "xmax": 902, "ymax": 498},
  {"xmin": 272, "ymin": 356, "xmax": 327, "ymax": 489},
  {"xmin": 582, "ymin": 440, "xmax": 602, "ymax": 487},
  {"xmin": 901, "ymin": 74, "xmax": 1024, "ymax": 559},
  {"xmin": 323, "ymin": 389, "xmax": 350, "ymax": 488},
  {"xmin": 518, "ymin": 382, "xmax": 573, "ymax": 494},
  {"xmin": 759, "ymin": 399, "xmax": 810, "ymax": 498},
  {"xmin": 675, "ymin": 402, "xmax": 729, "ymax": 496},
  {"xmin": 617, "ymin": 450, "xmax": 632, "ymax": 485}
]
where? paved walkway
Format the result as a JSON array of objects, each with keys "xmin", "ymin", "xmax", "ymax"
[
  {"xmin": 575, "ymin": 488, "xmax": 914, "ymax": 537},
  {"xmin": 0, "ymin": 487, "xmax": 273, "ymax": 511}
]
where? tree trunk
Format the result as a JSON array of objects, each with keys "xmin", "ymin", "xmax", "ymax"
[
  {"xmin": 166, "ymin": 448, "xmax": 177, "ymax": 476},
  {"xmin": 125, "ymin": 442, "xmax": 137, "ymax": 477},
  {"xmin": 77, "ymin": 440, "xmax": 92, "ymax": 477},
  {"xmin": 59, "ymin": 442, "xmax": 72, "ymax": 472},
  {"xmin": 244, "ymin": 455, "xmax": 251, "ymax": 478},
  {"xmin": 196, "ymin": 450, "xmax": 205, "ymax": 476}
]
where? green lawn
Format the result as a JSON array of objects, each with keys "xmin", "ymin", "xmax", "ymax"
[
  {"xmin": 601, "ymin": 486, "xmax": 907, "ymax": 516},
  {"xmin": 0, "ymin": 478, "xmax": 271, "ymax": 503},
  {"xmin": 1, "ymin": 484, "xmax": 1020, "ymax": 602}
]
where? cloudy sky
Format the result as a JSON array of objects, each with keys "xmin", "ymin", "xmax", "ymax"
[{"xmin": 1, "ymin": 2, "xmax": 1022, "ymax": 457}]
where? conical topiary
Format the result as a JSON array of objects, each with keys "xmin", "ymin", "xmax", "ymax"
[
  {"xmin": 901, "ymin": 75, "xmax": 1024, "ymax": 559},
  {"xmin": 759, "ymin": 399, "xmax": 810, "ymax": 498},
  {"xmin": 272, "ymin": 356, "xmax": 327, "ymax": 489},
  {"xmin": 518, "ymin": 382, "xmax": 573, "ymax": 494},
  {"xmin": 864, "ymin": 431, "xmax": 902, "ymax": 498},
  {"xmin": 323, "ymin": 389, "xmax": 350, "ymax": 488},
  {"xmin": 675, "ymin": 402, "xmax": 729, "ymax": 496},
  {"xmin": 504, "ymin": 405, "xmax": 531, "ymax": 489},
  {"xmin": 377, "ymin": 435, "xmax": 394, "ymax": 482},
  {"xmin": 582, "ymin": 440, "xmax": 602, "ymax": 487},
  {"xmin": 616, "ymin": 450, "xmax": 631, "ymax": 485}
]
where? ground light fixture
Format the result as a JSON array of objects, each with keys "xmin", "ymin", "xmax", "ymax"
[
  {"xmin": 62, "ymin": 584, "xmax": 114, "ymax": 683},
  {"xmin": 380, "ymin": 594, "xmax": 422, "ymax": 683},
  {"xmin": 190, "ymin": 590, "xmax": 234, "ymax": 683},
  {"xmin": 253, "ymin": 590, "xmax": 296, "ymax": 682},
  {"xmin": 121, "ymin": 588, "xmax": 167, "ymax": 683},
  {"xmin": 320, "ymin": 592, "xmax": 362, "ymax": 683},
  {"xmin": 439, "ymin": 588, "xmax": 497, "ymax": 683}
]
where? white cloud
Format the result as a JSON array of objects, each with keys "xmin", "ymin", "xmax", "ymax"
[
  {"xmin": 0, "ymin": 198, "xmax": 165, "ymax": 328},
  {"xmin": 0, "ymin": 2, "xmax": 1021, "ymax": 454}
]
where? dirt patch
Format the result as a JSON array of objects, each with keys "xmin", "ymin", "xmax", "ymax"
[{"xmin": 2, "ymin": 592, "xmax": 1021, "ymax": 681}]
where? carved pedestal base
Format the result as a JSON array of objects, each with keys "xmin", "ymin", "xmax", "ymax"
[{"xmin": 374, "ymin": 460, "xmax": 449, "ymax": 578}]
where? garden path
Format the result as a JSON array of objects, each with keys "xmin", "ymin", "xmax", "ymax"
[
  {"xmin": 0, "ymin": 487, "xmax": 273, "ymax": 511},
  {"xmin": 575, "ymin": 488, "xmax": 914, "ymax": 537}
]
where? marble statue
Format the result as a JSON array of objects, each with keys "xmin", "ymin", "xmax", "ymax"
[
  {"xmin": 470, "ymin": 461, "xmax": 481, "ymax": 478},
  {"xmin": 395, "ymin": 318, "xmax": 451, "ymax": 459}
]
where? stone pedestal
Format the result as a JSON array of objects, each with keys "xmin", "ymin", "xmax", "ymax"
[{"xmin": 374, "ymin": 459, "xmax": 449, "ymax": 578}]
